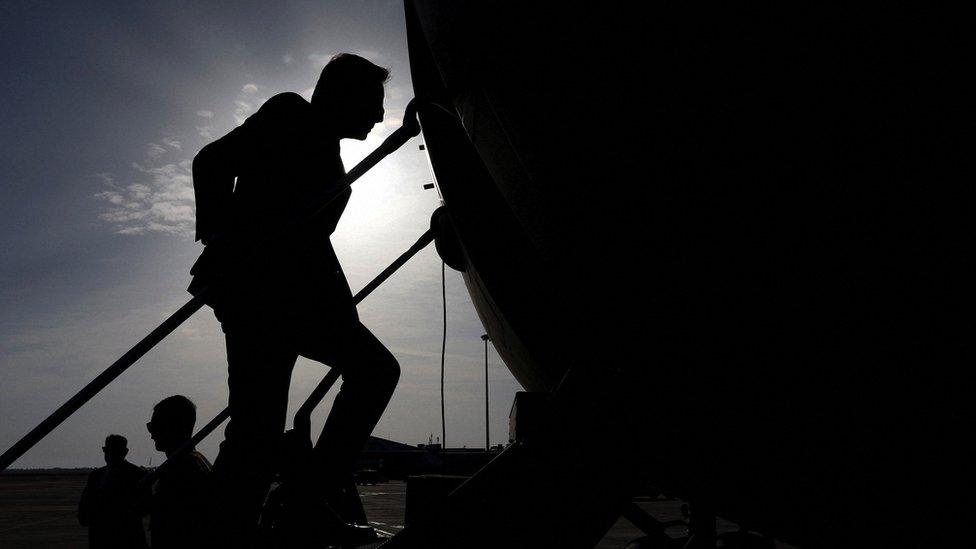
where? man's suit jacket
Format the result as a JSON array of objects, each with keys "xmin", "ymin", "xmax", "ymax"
[
  {"xmin": 189, "ymin": 92, "xmax": 356, "ymax": 328},
  {"xmin": 78, "ymin": 461, "xmax": 149, "ymax": 548}
]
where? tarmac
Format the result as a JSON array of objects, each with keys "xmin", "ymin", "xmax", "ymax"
[{"xmin": 0, "ymin": 473, "xmax": 794, "ymax": 548}]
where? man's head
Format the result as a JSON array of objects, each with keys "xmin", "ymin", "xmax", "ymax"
[
  {"xmin": 311, "ymin": 53, "xmax": 390, "ymax": 140},
  {"xmin": 102, "ymin": 434, "xmax": 128, "ymax": 466},
  {"xmin": 148, "ymin": 395, "xmax": 196, "ymax": 454}
]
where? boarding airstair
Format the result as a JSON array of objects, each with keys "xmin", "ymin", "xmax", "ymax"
[{"xmin": 0, "ymin": 100, "xmax": 440, "ymax": 547}]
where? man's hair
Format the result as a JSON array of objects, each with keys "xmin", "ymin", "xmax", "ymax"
[
  {"xmin": 311, "ymin": 53, "xmax": 390, "ymax": 105},
  {"xmin": 153, "ymin": 394, "xmax": 196, "ymax": 435},
  {"xmin": 104, "ymin": 434, "xmax": 127, "ymax": 449}
]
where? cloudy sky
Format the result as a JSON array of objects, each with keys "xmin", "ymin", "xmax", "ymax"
[{"xmin": 0, "ymin": 0, "xmax": 520, "ymax": 468}]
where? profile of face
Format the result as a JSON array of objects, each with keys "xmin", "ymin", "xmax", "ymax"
[
  {"xmin": 147, "ymin": 409, "xmax": 186, "ymax": 454},
  {"xmin": 335, "ymin": 83, "xmax": 385, "ymax": 140},
  {"xmin": 102, "ymin": 441, "xmax": 127, "ymax": 466}
]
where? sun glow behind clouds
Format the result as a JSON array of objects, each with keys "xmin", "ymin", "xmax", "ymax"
[{"xmin": 336, "ymin": 107, "xmax": 420, "ymax": 232}]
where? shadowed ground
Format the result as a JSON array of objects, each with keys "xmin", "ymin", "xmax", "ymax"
[
  {"xmin": 0, "ymin": 474, "xmax": 91, "ymax": 548},
  {"xmin": 1, "ymin": 474, "xmax": 795, "ymax": 547},
  {"xmin": 0, "ymin": 474, "xmax": 407, "ymax": 548}
]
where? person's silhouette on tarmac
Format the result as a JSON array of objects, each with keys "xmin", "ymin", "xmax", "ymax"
[
  {"xmin": 189, "ymin": 53, "xmax": 399, "ymax": 544},
  {"xmin": 78, "ymin": 434, "xmax": 149, "ymax": 549},
  {"xmin": 147, "ymin": 395, "xmax": 212, "ymax": 549}
]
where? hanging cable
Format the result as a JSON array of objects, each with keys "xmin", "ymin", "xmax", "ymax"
[
  {"xmin": 440, "ymin": 261, "xmax": 447, "ymax": 450},
  {"xmin": 482, "ymin": 334, "xmax": 490, "ymax": 451}
]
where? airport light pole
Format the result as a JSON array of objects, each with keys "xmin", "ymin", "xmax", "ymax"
[{"xmin": 482, "ymin": 333, "xmax": 490, "ymax": 451}]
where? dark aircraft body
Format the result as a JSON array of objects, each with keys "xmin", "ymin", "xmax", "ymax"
[{"xmin": 398, "ymin": 2, "xmax": 972, "ymax": 547}]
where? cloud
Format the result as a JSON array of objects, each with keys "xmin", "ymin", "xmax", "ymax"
[
  {"xmin": 146, "ymin": 142, "xmax": 167, "ymax": 159},
  {"xmin": 282, "ymin": 54, "xmax": 294, "ymax": 65},
  {"xmin": 234, "ymin": 100, "xmax": 252, "ymax": 125},
  {"xmin": 150, "ymin": 201, "xmax": 194, "ymax": 223},
  {"xmin": 197, "ymin": 126, "xmax": 214, "ymax": 139},
  {"xmin": 308, "ymin": 51, "xmax": 337, "ymax": 66},
  {"xmin": 94, "ymin": 148, "xmax": 196, "ymax": 238},
  {"xmin": 161, "ymin": 136, "xmax": 181, "ymax": 150},
  {"xmin": 241, "ymin": 83, "xmax": 258, "ymax": 94},
  {"xmin": 127, "ymin": 183, "xmax": 151, "ymax": 200},
  {"xmin": 94, "ymin": 190, "xmax": 124, "ymax": 205},
  {"xmin": 91, "ymin": 172, "xmax": 117, "ymax": 187},
  {"xmin": 196, "ymin": 110, "xmax": 214, "ymax": 118}
]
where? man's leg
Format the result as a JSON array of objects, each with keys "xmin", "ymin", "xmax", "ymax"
[
  {"xmin": 212, "ymin": 325, "xmax": 298, "ymax": 546},
  {"xmin": 299, "ymin": 321, "xmax": 400, "ymax": 521}
]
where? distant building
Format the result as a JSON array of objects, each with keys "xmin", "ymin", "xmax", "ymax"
[{"xmin": 358, "ymin": 436, "xmax": 496, "ymax": 478}]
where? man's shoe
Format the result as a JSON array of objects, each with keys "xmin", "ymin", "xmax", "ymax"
[{"xmin": 261, "ymin": 481, "xmax": 378, "ymax": 548}]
